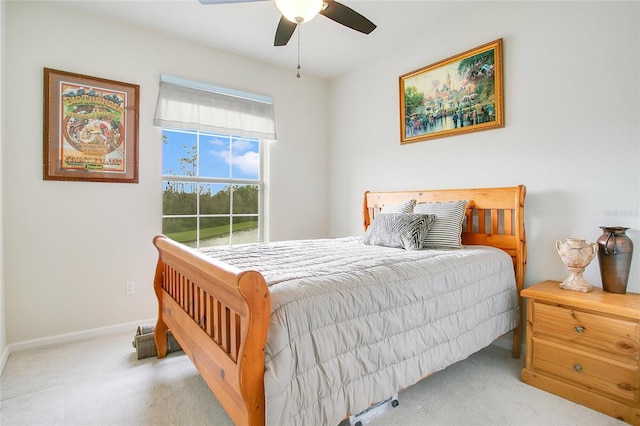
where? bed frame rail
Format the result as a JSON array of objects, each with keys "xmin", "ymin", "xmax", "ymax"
[{"xmin": 153, "ymin": 235, "xmax": 270, "ymax": 426}]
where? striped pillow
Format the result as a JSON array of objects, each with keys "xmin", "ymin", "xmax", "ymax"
[
  {"xmin": 380, "ymin": 199, "xmax": 415, "ymax": 214},
  {"xmin": 413, "ymin": 200, "xmax": 468, "ymax": 248},
  {"xmin": 362, "ymin": 213, "xmax": 436, "ymax": 250}
]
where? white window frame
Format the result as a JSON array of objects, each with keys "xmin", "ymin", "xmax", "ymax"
[{"xmin": 161, "ymin": 128, "xmax": 267, "ymax": 248}]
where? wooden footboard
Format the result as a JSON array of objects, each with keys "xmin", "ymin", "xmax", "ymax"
[{"xmin": 153, "ymin": 235, "xmax": 270, "ymax": 426}]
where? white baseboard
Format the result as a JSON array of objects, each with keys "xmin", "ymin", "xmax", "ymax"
[
  {"xmin": 492, "ymin": 334, "xmax": 513, "ymax": 351},
  {"xmin": 1, "ymin": 345, "xmax": 9, "ymax": 375},
  {"xmin": 3, "ymin": 318, "xmax": 156, "ymax": 360},
  {"xmin": 491, "ymin": 333, "xmax": 526, "ymax": 359},
  {"xmin": 1, "ymin": 320, "xmax": 523, "ymax": 375}
]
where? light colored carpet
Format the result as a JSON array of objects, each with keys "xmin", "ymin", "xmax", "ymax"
[{"xmin": 0, "ymin": 331, "xmax": 623, "ymax": 426}]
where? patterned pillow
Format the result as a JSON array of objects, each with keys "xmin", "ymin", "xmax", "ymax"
[
  {"xmin": 380, "ymin": 199, "xmax": 415, "ymax": 214},
  {"xmin": 362, "ymin": 213, "xmax": 436, "ymax": 250},
  {"xmin": 413, "ymin": 200, "xmax": 468, "ymax": 248}
]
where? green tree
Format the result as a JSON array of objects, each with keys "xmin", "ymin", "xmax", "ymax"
[
  {"xmin": 404, "ymin": 86, "xmax": 424, "ymax": 117},
  {"xmin": 457, "ymin": 50, "xmax": 494, "ymax": 80},
  {"xmin": 457, "ymin": 50, "xmax": 496, "ymax": 110}
]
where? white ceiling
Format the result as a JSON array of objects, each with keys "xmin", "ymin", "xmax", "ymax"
[{"xmin": 58, "ymin": 0, "xmax": 491, "ymax": 79}]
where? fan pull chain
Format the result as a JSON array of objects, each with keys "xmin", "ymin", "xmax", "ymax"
[{"xmin": 296, "ymin": 22, "xmax": 301, "ymax": 78}]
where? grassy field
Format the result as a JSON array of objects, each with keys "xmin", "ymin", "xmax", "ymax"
[{"xmin": 166, "ymin": 221, "xmax": 258, "ymax": 243}]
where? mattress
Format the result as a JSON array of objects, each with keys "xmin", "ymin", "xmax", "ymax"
[{"xmin": 199, "ymin": 237, "xmax": 519, "ymax": 425}]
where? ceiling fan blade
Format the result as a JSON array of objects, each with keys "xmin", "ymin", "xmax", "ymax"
[
  {"xmin": 320, "ymin": 0, "xmax": 376, "ymax": 34},
  {"xmin": 198, "ymin": 0, "xmax": 268, "ymax": 4},
  {"xmin": 274, "ymin": 16, "xmax": 297, "ymax": 46}
]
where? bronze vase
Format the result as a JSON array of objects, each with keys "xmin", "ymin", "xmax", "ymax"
[{"xmin": 596, "ymin": 226, "xmax": 633, "ymax": 294}]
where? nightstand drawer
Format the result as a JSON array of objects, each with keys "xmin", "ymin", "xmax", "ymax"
[
  {"xmin": 532, "ymin": 302, "xmax": 639, "ymax": 359},
  {"xmin": 533, "ymin": 338, "xmax": 639, "ymax": 404}
]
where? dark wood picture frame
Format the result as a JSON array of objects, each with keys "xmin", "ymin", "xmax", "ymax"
[
  {"xmin": 43, "ymin": 68, "xmax": 139, "ymax": 183},
  {"xmin": 399, "ymin": 39, "xmax": 504, "ymax": 144}
]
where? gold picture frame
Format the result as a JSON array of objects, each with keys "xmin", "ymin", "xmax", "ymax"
[
  {"xmin": 399, "ymin": 39, "xmax": 504, "ymax": 144},
  {"xmin": 43, "ymin": 68, "xmax": 140, "ymax": 183}
]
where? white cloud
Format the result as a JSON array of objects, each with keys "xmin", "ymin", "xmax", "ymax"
[
  {"xmin": 232, "ymin": 139, "xmax": 256, "ymax": 153},
  {"xmin": 233, "ymin": 151, "xmax": 259, "ymax": 175},
  {"xmin": 203, "ymin": 136, "xmax": 259, "ymax": 176},
  {"xmin": 209, "ymin": 148, "xmax": 258, "ymax": 175},
  {"xmin": 205, "ymin": 136, "xmax": 227, "ymax": 147}
]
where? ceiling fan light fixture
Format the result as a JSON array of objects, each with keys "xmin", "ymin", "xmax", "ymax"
[{"xmin": 275, "ymin": 0, "xmax": 324, "ymax": 23}]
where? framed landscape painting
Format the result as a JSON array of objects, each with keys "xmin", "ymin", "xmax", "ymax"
[
  {"xmin": 43, "ymin": 68, "xmax": 139, "ymax": 183},
  {"xmin": 399, "ymin": 39, "xmax": 504, "ymax": 144}
]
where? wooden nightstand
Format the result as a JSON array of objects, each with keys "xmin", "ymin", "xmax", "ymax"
[{"xmin": 520, "ymin": 280, "xmax": 640, "ymax": 425}]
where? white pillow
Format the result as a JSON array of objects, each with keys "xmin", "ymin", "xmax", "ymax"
[
  {"xmin": 380, "ymin": 199, "xmax": 415, "ymax": 214},
  {"xmin": 362, "ymin": 213, "xmax": 436, "ymax": 250},
  {"xmin": 413, "ymin": 200, "xmax": 468, "ymax": 248}
]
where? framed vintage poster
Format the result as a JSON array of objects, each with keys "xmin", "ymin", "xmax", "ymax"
[
  {"xmin": 43, "ymin": 68, "xmax": 139, "ymax": 183},
  {"xmin": 399, "ymin": 39, "xmax": 504, "ymax": 144}
]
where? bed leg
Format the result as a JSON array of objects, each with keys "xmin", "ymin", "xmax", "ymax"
[
  {"xmin": 154, "ymin": 318, "xmax": 169, "ymax": 358},
  {"xmin": 511, "ymin": 323, "xmax": 522, "ymax": 359}
]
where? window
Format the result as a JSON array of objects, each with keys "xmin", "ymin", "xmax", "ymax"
[
  {"xmin": 162, "ymin": 129, "xmax": 262, "ymax": 248},
  {"xmin": 154, "ymin": 76, "xmax": 275, "ymax": 248}
]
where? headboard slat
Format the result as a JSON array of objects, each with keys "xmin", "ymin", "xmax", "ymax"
[
  {"xmin": 477, "ymin": 209, "xmax": 486, "ymax": 234},
  {"xmin": 491, "ymin": 209, "xmax": 499, "ymax": 234},
  {"xmin": 504, "ymin": 209, "xmax": 513, "ymax": 236}
]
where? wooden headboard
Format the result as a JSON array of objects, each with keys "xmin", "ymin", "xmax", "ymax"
[{"xmin": 364, "ymin": 185, "xmax": 527, "ymax": 357}]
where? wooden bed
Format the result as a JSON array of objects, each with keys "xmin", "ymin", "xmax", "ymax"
[{"xmin": 153, "ymin": 185, "xmax": 527, "ymax": 426}]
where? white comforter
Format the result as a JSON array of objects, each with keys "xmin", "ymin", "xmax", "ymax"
[{"xmin": 199, "ymin": 237, "xmax": 518, "ymax": 426}]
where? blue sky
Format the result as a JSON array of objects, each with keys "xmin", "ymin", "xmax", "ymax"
[{"xmin": 162, "ymin": 129, "xmax": 259, "ymax": 180}]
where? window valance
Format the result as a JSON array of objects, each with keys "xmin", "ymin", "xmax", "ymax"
[{"xmin": 153, "ymin": 75, "xmax": 277, "ymax": 140}]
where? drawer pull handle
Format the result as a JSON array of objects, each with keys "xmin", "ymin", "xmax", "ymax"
[
  {"xmin": 618, "ymin": 383, "xmax": 636, "ymax": 392},
  {"xmin": 574, "ymin": 325, "xmax": 584, "ymax": 333},
  {"xmin": 573, "ymin": 364, "xmax": 583, "ymax": 372}
]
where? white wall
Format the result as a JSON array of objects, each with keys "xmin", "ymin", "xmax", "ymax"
[
  {"xmin": 0, "ymin": 0, "xmax": 7, "ymax": 366},
  {"xmin": 3, "ymin": 1, "xmax": 329, "ymax": 345},
  {"xmin": 3, "ymin": 1, "xmax": 639, "ymax": 350},
  {"xmin": 328, "ymin": 1, "xmax": 639, "ymax": 293}
]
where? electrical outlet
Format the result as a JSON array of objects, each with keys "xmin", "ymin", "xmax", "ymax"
[{"xmin": 125, "ymin": 281, "xmax": 135, "ymax": 295}]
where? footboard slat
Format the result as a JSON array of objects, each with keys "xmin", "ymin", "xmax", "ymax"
[
  {"xmin": 179, "ymin": 275, "xmax": 185, "ymax": 309},
  {"xmin": 153, "ymin": 235, "xmax": 270, "ymax": 426},
  {"xmin": 230, "ymin": 312, "xmax": 240, "ymax": 362},
  {"xmin": 188, "ymin": 278, "xmax": 192, "ymax": 314},
  {"xmin": 205, "ymin": 295, "xmax": 213, "ymax": 336},
  {"xmin": 194, "ymin": 287, "xmax": 207, "ymax": 329},
  {"xmin": 198, "ymin": 287, "xmax": 205, "ymax": 328},
  {"xmin": 214, "ymin": 299, "xmax": 222, "ymax": 344},
  {"xmin": 222, "ymin": 306, "xmax": 231, "ymax": 355}
]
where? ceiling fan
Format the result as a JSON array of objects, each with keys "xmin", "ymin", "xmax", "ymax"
[{"xmin": 198, "ymin": 0, "xmax": 377, "ymax": 47}]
